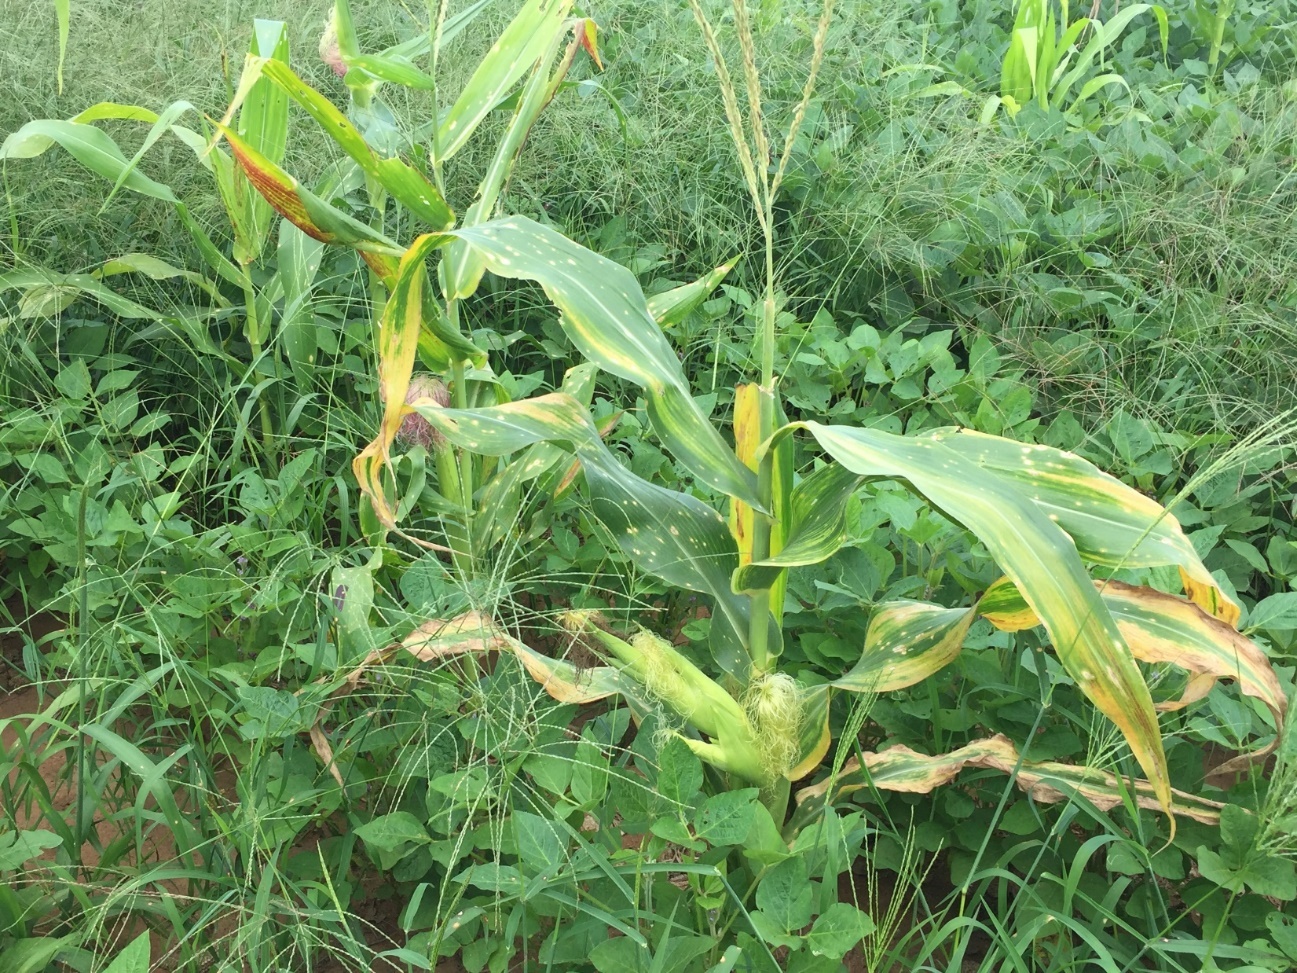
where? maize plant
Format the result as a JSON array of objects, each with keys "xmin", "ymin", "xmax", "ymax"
[
  {"xmin": 217, "ymin": 0, "xmax": 1283, "ymax": 833},
  {"xmin": 983, "ymin": 0, "xmax": 1169, "ymax": 122}
]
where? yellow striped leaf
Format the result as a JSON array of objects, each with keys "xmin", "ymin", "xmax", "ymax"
[
  {"xmin": 400, "ymin": 613, "xmax": 638, "ymax": 704},
  {"xmin": 935, "ymin": 430, "xmax": 1237, "ymax": 625},
  {"xmin": 352, "ymin": 233, "xmax": 453, "ymax": 531},
  {"xmin": 788, "ymin": 684, "xmax": 831, "ymax": 781},
  {"xmin": 214, "ymin": 122, "xmax": 403, "ymax": 264},
  {"xmin": 800, "ymin": 421, "xmax": 1172, "ymax": 817},
  {"xmin": 979, "ymin": 576, "xmax": 1284, "ymax": 772},
  {"xmin": 834, "ymin": 601, "xmax": 976, "ymax": 694}
]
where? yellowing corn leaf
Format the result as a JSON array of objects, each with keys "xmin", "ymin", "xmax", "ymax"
[
  {"xmin": 352, "ymin": 233, "xmax": 453, "ymax": 532},
  {"xmin": 934, "ymin": 430, "xmax": 1237, "ymax": 625},
  {"xmin": 788, "ymin": 684, "xmax": 831, "ymax": 781},
  {"xmin": 213, "ymin": 122, "xmax": 403, "ymax": 266},
  {"xmin": 979, "ymin": 576, "xmax": 1284, "ymax": 773},
  {"xmin": 729, "ymin": 384, "xmax": 761, "ymax": 567},
  {"xmin": 452, "ymin": 218, "xmax": 763, "ymax": 510},
  {"xmin": 800, "ymin": 421, "xmax": 1172, "ymax": 817},
  {"xmin": 792, "ymin": 735, "xmax": 1226, "ymax": 834},
  {"xmin": 835, "ymin": 602, "xmax": 977, "ymax": 694},
  {"xmin": 405, "ymin": 612, "xmax": 645, "ymax": 707}
]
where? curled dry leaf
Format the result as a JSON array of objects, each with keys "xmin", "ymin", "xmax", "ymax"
[{"xmin": 793, "ymin": 734, "xmax": 1227, "ymax": 831}]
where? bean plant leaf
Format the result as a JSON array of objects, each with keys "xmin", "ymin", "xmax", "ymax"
[
  {"xmin": 806, "ymin": 903, "xmax": 874, "ymax": 960},
  {"xmin": 791, "ymin": 734, "xmax": 1226, "ymax": 836},
  {"xmin": 799, "ymin": 421, "xmax": 1172, "ymax": 816},
  {"xmin": 935, "ymin": 429, "xmax": 1237, "ymax": 624},
  {"xmin": 100, "ymin": 932, "xmax": 151, "ymax": 973},
  {"xmin": 452, "ymin": 219, "xmax": 763, "ymax": 510}
]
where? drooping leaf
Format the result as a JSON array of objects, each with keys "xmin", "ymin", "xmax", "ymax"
[
  {"xmin": 791, "ymin": 735, "xmax": 1225, "ymax": 835},
  {"xmin": 0, "ymin": 267, "xmax": 163, "ymax": 320},
  {"xmin": 454, "ymin": 218, "xmax": 762, "ymax": 510},
  {"xmin": 835, "ymin": 601, "xmax": 976, "ymax": 694},
  {"xmin": 980, "ymin": 576, "xmax": 1284, "ymax": 774},
  {"xmin": 352, "ymin": 232, "xmax": 455, "ymax": 531},
  {"xmin": 413, "ymin": 393, "xmax": 769, "ymax": 680},
  {"xmin": 0, "ymin": 120, "xmax": 178, "ymax": 201},
  {"xmin": 799, "ymin": 421, "xmax": 1172, "ymax": 816},
  {"xmin": 935, "ymin": 429, "xmax": 1237, "ymax": 624},
  {"xmin": 214, "ymin": 121, "xmax": 403, "ymax": 266}
]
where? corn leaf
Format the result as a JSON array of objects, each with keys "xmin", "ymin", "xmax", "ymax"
[
  {"xmin": 0, "ymin": 120, "xmax": 178, "ymax": 202},
  {"xmin": 834, "ymin": 602, "xmax": 976, "ymax": 694},
  {"xmin": 791, "ymin": 735, "xmax": 1225, "ymax": 834},
  {"xmin": 352, "ymin": 232, "xmax": 455, "ymax": 529},
  {"xmin": 799, "ymin": 420, "xmax": 1172, "ymax": 815},
  {"xmin": 247, "ymin": 58, "xmax": 454, "ymax": 230},
  {"xmin": 277, "ymin": 220, "xmax": 326, "ymax": 387},
  {"xmin": 400, "ymin": 612, "xmax": 636, "ymax": 703},
  {"xmin": 979, "ymin": 576, "xmax": 1284, "ymax": 772},
  {"xmin": 435, "ymin": 0, "xmax": 573, "ymax": 162},
  {"xmin": 0, "ymin": 267, "xmax": 164, "ymax": 320},
  {"xmin": 237, "ymin": 21, "xmax": 291, "ymax": 260},
  {"xmin": 933, "ymin": 430, "xmax": 1237, "ymax": 624},
  {"xmin": 1053, "ymin": 5, "xmax": 1169, "ymax": 110},
  {"xmin": 733, "ymin": 462, "xmax": 862, "ymax": 594},
  {"xmin": 649, "ymin": 258, "xmax": 738, "ymax": 328},
  {"xmin": 412, "ymin": 393, "xmax": 769, "ymax": 681},
  {"xmin": 454, "ymin": 218, "xmax": 763, "ymax": 509},
  {"xmin": 440, "ymin": 18, "xmax": 565, "ymax": 301},
  {"xmin": 214, "ymin": 122, "xmax": 403, "ymax": 266}
]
